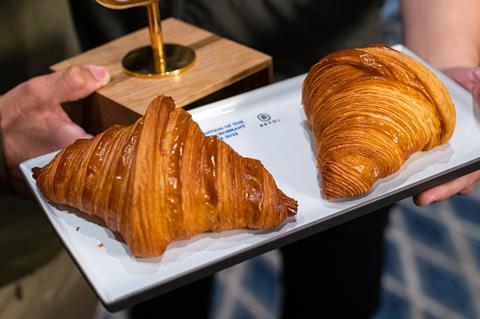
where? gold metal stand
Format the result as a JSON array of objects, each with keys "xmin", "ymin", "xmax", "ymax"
[{"xmin": 96, "ymin": 0, "xmax": 195, "ymax": 78}]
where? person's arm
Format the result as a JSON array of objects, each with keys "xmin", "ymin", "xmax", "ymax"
[
  {"xmin": 401, "ymin": 0, "xmax": 480, "ymax": 69},
  {"xmin": 400, "ymin": 0, "xmax": 480, "ymax": 205}
]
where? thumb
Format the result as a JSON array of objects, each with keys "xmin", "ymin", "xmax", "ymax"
[
  {"xmin": 49, "ymin": 65, "xmax": 111, "ymax": 103},
  {"xmin": 443, "ymin": 67, "xmax": 480, "ymax": 92}
]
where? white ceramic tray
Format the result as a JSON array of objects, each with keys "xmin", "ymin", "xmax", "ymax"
[{"xmin": 20, "ymin": 45, "xmax": 480, "ymax": 311}]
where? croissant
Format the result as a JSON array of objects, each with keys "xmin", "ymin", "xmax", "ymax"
[
  {"xmin": 302, "ymin": 45, "xmax": 456, "ymax": 199},
  {"xmin": 33, "ymin": 96, "xmax": 297, "ymax": 257}
]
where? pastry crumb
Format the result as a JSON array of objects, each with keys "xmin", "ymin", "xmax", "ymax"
[
  {"xmin": 97, "ymin": 243, "xmax": 104, "ymax": 248},
  {"xmin": 76, "ymin": 226, "xmax": 80, "ymax": 231}
]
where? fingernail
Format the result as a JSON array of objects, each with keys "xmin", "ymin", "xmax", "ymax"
[{"xmin": 87, "ymin": 65, "xmax": 111, "ymax": 85}]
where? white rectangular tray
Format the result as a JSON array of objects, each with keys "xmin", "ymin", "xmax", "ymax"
[{"xmin": 20, "ymin": 45, "xmax": 480, "ymax": 311}]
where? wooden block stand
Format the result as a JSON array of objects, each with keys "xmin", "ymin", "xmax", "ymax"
[{"xmin": 52, "ymin": 18, "xmax": 272, "ymax": 134}]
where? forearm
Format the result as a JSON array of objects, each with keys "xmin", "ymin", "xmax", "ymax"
[{"xmin": 400, "ymin": 0, "xmax": 480, "ymax": 69}]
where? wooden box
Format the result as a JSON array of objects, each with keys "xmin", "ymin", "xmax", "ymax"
[{"xmin": 52, "ymin": 18, "xmax": 272, "ymax": 134}]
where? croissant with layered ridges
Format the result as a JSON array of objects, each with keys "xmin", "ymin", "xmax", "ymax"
[
  {"xmin": 302, "ymin": 45, "xmax": 456, "ymax": 199},
  {"xmin": 33, "ymin": 96, "xmax": 297, "ymax": 257}
]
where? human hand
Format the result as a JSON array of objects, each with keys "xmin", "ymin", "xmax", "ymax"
[
  {"xmin": 414, "ymin": 67, "xmax": 480, "ymax": 206},
  {"xmin": 0, "ymin": 65, "xmax": 110, "ymax": 190}
]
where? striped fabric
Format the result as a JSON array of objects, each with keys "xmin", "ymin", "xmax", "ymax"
[
  {"xmin": 208, "ymin": 185, "xmax": 480, "ymax": 319},
  {"xmin": 375, "ymin": 188, "xmax": 480, "ymax": 319}
]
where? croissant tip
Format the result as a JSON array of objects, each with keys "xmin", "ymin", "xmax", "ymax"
[
  {"xmin": 32, "ymin": 167, "xmax": 42, "ymax": 180},
  {"xmin": 279, "ymin": 191, "xmax": 298, "ymax": 216},
  {"xmin": 287, "ymin": 204, "xmax": 298, "ymax": 216}
]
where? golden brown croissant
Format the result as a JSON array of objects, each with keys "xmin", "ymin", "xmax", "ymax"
[
  {"xmin": 33, "ymin": 96, "xmax": 297, "ymax": 257},
  {"xmin": 302, "ymin": 45, "xmax": 456, "ymax": 199}
]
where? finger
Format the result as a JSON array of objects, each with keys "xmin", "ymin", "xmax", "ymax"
[
  {"xmin": 52, "ymin": 123, "xmax": 92, "ymax": 149},
  {"xmin": 458, "ymin": 183, "xmax": 476, "ymax": 195},
  {"xmin": 443, "ymin": 67, "xmax": 480, "ymax": 91},
  {"xmin": 47, "ymin": 65, "xmax": 111, "ymax": 103},
  {"xmin": 414, "ymin": 177, "xmax": 465, "ymax": 205},
  {"xmin": 414, "ymin": 171, "xmax": 480, "ymax": 205},
  {"xmin": 414, "ymin": 184, "xmax": 448, "ymax": 206},
  {"xmin": 459, "ymin": 171, "xmax": 480, "ymax": 194},
  {"xmin": 63, "ymin": 125, "xmax": 92, "ymax": 141}
]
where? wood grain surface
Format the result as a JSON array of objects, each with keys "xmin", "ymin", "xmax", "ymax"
[{"xmin": 52, "ymin": 18, "xmax": 272, "ymax": 115}]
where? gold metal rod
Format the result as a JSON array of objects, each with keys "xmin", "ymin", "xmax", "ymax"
[
  {"xmin": 95, "ymin": 0, "xmax": 152, "ymax": 10},
  {"xmin": 96, "ymin": 0, "xmax": 195, "ymax": 78},
  {"xmin": 146, "ymin": 1, "xmax": 166, "ymax": 73}
]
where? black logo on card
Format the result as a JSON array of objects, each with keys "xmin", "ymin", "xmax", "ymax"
[{"xmin": 257, "ymin": 113, "xmax": 271, "ymax": 122}]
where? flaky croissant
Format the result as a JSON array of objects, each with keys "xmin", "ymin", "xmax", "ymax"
[
  {"xmin": 302, "ymin": 45, "xmax": 456, "ymax": 199},
  {"xmin": 33, "ymin": 96, "xmax": 297, "ymax": 257}
]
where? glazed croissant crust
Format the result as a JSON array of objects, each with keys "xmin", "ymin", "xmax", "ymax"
[
  {"xmin": 33, "ymin": 96, "xmax": 297, "ymax": 257},
  {"xmin": 302, "ymin": 45, "xmax": 456, "ymax": 199}
]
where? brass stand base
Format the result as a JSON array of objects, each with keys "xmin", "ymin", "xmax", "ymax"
[{"xmin": 122, "ymin": 44, "xmax": 195, "ymax": 78}]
